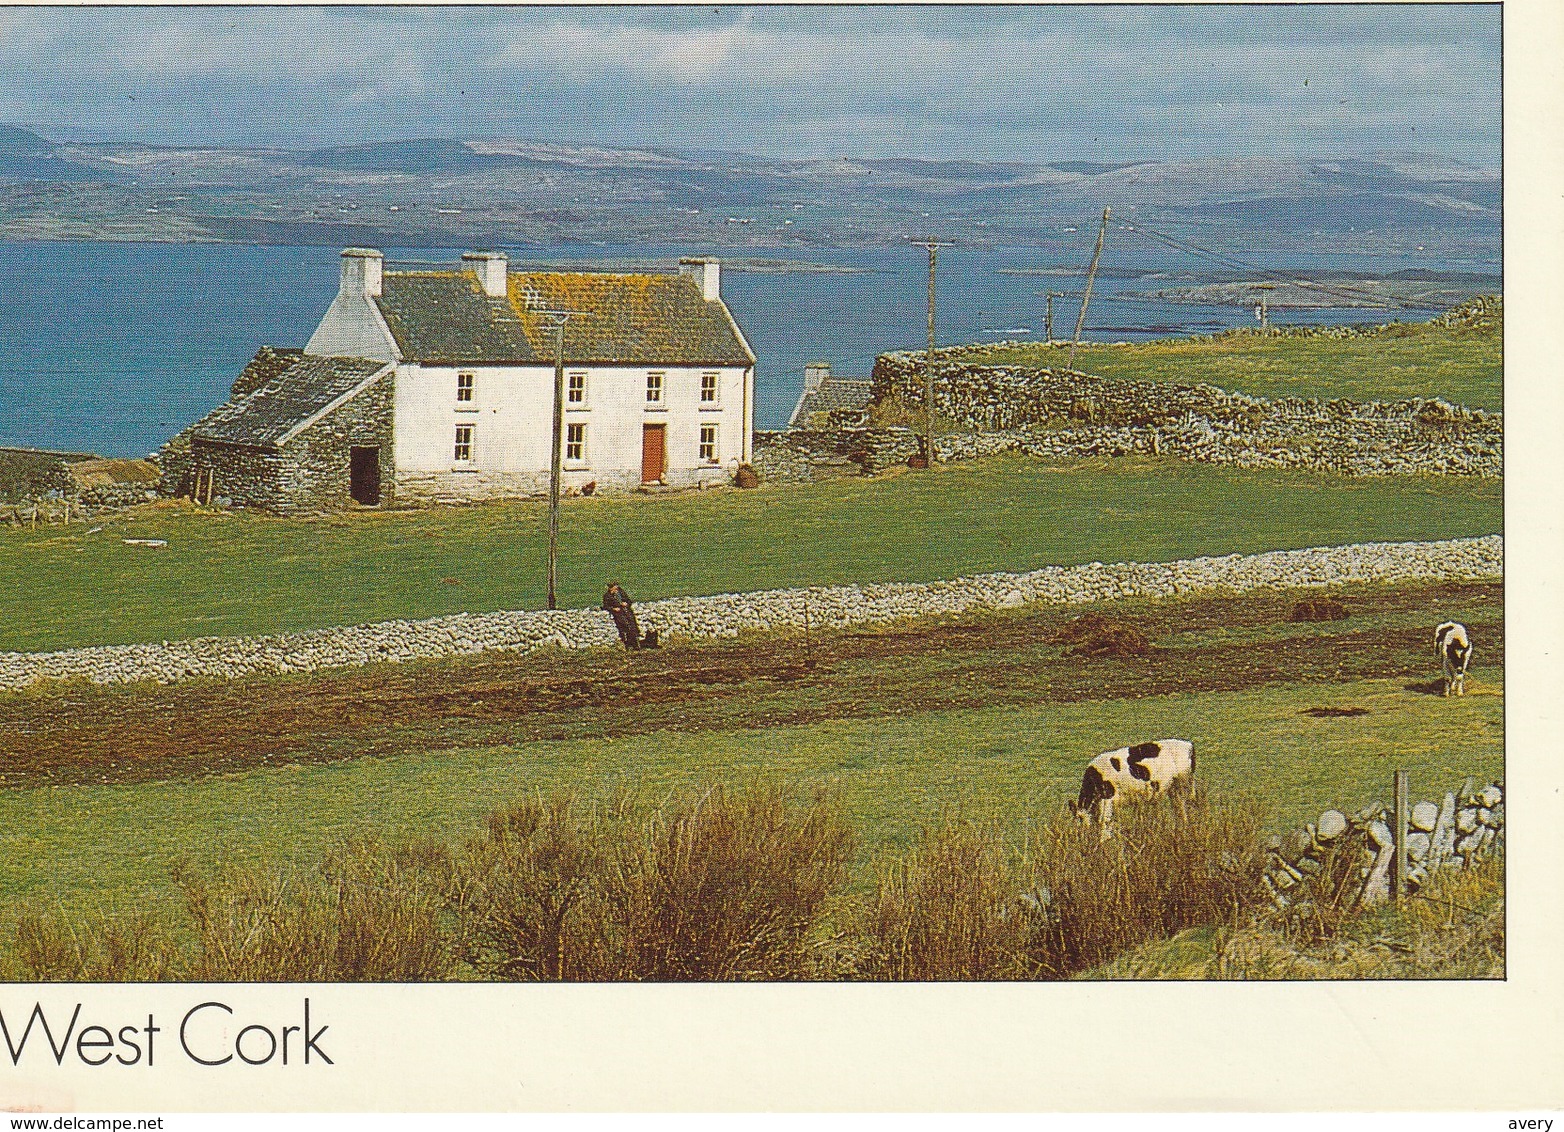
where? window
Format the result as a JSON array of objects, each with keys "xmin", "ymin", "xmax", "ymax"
[
  {"xmin": 567, "ymin": 372, "xmax": 586, "ymax": 405},
  {"xmin": 646, "ymin": 371, "xmax": 664, "ymax": 405},
  {"xmin": 700, "ymin": 372, "xmax": 719, "ymax": 404},
  {"xmin": 454, "ymin": 423, "xmax": 474, "ymax": 463},
  {"xmin": 566, "ymin": 422, "xmax": 586, "ymax": 463},
  {"xmin": 456, "ymin": 372, "xmax": 474, "ymax": 402},
  {"xmin": 699, "ymin": 423, "xmax": 718, "ymax": 464}
]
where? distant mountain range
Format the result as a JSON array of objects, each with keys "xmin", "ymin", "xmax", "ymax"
[{"xmin": 0, "ymin": 126, "xmax": 1500, "ymax": 256}]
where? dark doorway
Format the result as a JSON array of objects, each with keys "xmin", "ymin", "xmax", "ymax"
[
  {"xmin": 350, "ymin": 446, "xmax": 381, "ymax": 505},
  {"xmin": 641, "ymin": 424, "xmax": 666, "ymax": 484}
]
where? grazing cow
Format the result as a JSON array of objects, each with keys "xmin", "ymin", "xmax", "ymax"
[
  {"xmin": 1070, "ymin": 738, "xmax": 1196, "ymax": 827},
  {"xmin": 1435, "ymin": 621, "xmax": 1473, "ymax": 697}
]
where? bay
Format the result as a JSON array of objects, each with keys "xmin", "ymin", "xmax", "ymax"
[{"xmin": 0, "ymin": 241, "xmax": 1498, "ymax": 457}]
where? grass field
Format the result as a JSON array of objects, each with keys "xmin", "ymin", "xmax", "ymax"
[
  {"xmin": 954, "ymin": 320, "xmax": 1502, "ymax": 410},
  {"xmin": 0, "ymin": 672, "xmax": 1504, "ymax": 921},
  {"xmin": 0, "ymin": 454, "xmax": 1502, "ymax": 652},
  {"xmin": 0, "ymin": 579, "xmax": 1505, "ymax": 933}
]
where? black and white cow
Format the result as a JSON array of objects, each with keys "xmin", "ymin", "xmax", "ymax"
[
  {"xmin": 1069, "ymin": 738, "xmax": 1196, "ymax": 827},
  {"xmin": 1435, "ymin": 621, "xmax": 1473, "ymax": 697}
]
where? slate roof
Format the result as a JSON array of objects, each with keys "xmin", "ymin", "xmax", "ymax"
[
  {"xmin": 508, "ymin": 271, "xmax": 754, "ymax": 366},
  {"xmin": 192, "ymin": 352, "xmax": 391, "ymax": 449},
  {"xmin": 369, "ymin": 266, "xmax": 754, "ymax": 366},
  {"xmin": 788, "ymin": 378, "xmax": 875, "ymax": 428},
  {"xmin": 375, "ymin": 273, "xmax": 540, "ymax": 364},
  {"xmin": 229, "ymin": 345, "xmax": 304, "ymax": 399}
]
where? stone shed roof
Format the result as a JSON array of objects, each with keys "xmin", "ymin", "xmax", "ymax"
[
  {"xmin": 788, "ymin": 378, "xmax": 875, "ymax": 427},
  {"xmin": 192, "ymin": 352, "xmax": 392, "ymax": 450},
  {"xmin": 370, "ymin": 267, "xmax": 753, "ymax": 367}
]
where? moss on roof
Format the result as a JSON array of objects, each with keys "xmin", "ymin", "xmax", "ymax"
[{"xmin": 367, "ymin": 265, "xmax": 753, "ymax": 367}]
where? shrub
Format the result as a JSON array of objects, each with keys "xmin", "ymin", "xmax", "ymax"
[
  {"xmin": 855, "ymin": 814, "xmax": 1036, "ymax": 981},
  {"xmin": 178, "ymin": 835, "xmax": 454, "ymax": 982},
  {"xmin": 606, "ymin": 784, "xmax": 854, "ymax": 981},
  {"xmin": 451, "ymin": 784, "xmax": 854, "ymax": 981},
  {"xmin": 448, "ymin": 792, "xmax": 625, "ymax": 981},
  {"xmin": 1025, "ymin": 796, "xmax": 1268, "ymax": 978},
  {"xmin": 7, "ymin": 904, "xmax": 183, "ymax": 981}
]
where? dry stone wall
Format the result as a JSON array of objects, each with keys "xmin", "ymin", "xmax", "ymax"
[
  {"xmin": 870, "ymin": 350, "xmax": 1501, "ymax": 478},
  {"xmin": 752, "ymin": 428, "xmax": 922, "ymax": 482},
  {"xmin": 0, "ymin": 534, "xmax": 1501, "ymax": 692},
  {"xmin": 1264, "ymin": 778, "xmax": 1504, "ymax": 912}
]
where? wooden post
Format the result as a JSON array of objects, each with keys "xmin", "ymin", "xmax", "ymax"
[
  {"xmin": 547, "ymin": 317, "xmax": 566, "ymax": 611},
  {"xmin": 910, "ymin": 238, "xmax": 953, "ymax": 465},
  {"xmin": 1068, "ymin": 207, "xmax": 1111, "ymax": 372},
  {"xmin": 537, "ymin": 307, "xmax": 587, "ymax": 611},
  {"xmin": 1392, "ymin": 769, "xmax": 1410, "ymax": 901}
]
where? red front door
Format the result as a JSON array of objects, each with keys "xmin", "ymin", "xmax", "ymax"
[{"xmin": 641, "ymin": 424, "xmax": 666, "ymax": 484}]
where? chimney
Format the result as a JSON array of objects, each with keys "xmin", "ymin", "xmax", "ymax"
[
  {"xmin": 679, "ymin": 256, "xmax": 721, "ymax": 301},
  {"xmin": 339, "ymin": 247, "xmax": 383, "ymax": 298},
  {"xmin": 463, "ymin": 251, "xmax": 509, "ymax": 298},
  {"xmin": 804, "ymin": 362, "xmax": 831, "ymax": 392}
]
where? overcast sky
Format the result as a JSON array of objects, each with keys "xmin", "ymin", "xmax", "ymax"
[{"xmin": 0, "ymin": 5, "xmax": 1502, "ymax": 166}]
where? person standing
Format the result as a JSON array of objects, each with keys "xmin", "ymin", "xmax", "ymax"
[{"xmin": 602, "ymin": 582, "xmax": 640, "ymax": 650}]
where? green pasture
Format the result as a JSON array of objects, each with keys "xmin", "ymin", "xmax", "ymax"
[
  {"xmin": 0, "ymin": 454, "xmax": 1502, "ymax": 652},
  {"xmin": 0, "ymin": 669, "xmax": 1504, "ymax": 925},
  {"xmin": 956, "ymin": 321, "xmax": 1502, "ymax": 410}
]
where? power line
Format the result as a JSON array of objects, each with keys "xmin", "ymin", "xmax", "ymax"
[{"xmin": 1121, "ymin": 220, "xmax": 1438, "ymax": 312}]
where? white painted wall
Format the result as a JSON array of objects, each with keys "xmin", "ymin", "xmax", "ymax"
[
  {"xmin": 304, "ymin": 293, "xmax": 399, "ymax": 362},
  {"xmin": 392, "ymin": 361, "xmax": 753, "ymax": 502}
]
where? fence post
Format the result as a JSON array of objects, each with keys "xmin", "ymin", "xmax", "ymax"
[{"xmin": 1392, "ymin": 769, "xmax": 1410, "ymax": 901}]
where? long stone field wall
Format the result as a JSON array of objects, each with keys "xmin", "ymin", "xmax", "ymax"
[
  {"xmin": 0, "ymin": 534, "xmax": 1501, "ymax": 692},
  {"xmin": 867, "ymin": 349, "xmax": 1502, "ymax": 478}
]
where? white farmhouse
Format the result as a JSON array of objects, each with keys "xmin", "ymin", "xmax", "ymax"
[{"xmin": 175, "ymin": 248, "xmax": 756, "ymax": 511}]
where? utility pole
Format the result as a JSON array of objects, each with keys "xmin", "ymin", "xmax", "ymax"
[
  {"xmin": 910, "ymin": 237, "xmax": 954, "ymax": 465},
  {"xmin": 539, "ymin": 308, "xmax": 587, "ymax": 610},
  {"xmin": 1067, "ymin": 207, "xmax": 1111, "ymax": 372},
  {"xmin": 1042, "ymin": 291, "xmax": 1062, "ymax": 343}
]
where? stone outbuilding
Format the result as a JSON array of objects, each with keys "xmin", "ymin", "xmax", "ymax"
[
  {"xmin": 786, "ymin": 362, "xmax": 874, "ymax": 429},
  {"xmin": 168, "ymin": 348, "xmax": 395, "ymax": 512}
]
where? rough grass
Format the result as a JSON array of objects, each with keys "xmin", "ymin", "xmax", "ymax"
[
  {"xmin": 1087, "ymin": 854, "xmax": 1504, "ymax": 980},
  {"xmin": 0, "ymin": 454, "xmax": 1502, "ymax": 652},
  {"xmin": 955, "ymin": 319, "xmax": 1502, "ymax": 410},
  {"xmin": 0, "ymin": 667, "xmax": 1503, "ymax": 936}
]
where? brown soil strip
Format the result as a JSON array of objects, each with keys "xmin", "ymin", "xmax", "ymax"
[{"xmin": 0, "ymin": 580, "xmax": 1502, "ymax": 789}]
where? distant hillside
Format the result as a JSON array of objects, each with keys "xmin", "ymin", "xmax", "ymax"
[{"xmin": 0, "ymin": 128, "xmax": 1501, "ymax": 254}]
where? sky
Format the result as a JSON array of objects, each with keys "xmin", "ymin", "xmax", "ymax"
[{"xmin": 0, "ymin": 5, "xmax": 1502, "ymax": 166}]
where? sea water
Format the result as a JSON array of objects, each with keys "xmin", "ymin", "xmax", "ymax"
[{"xmin": 0, "ymin": 241, "xmax": 1497, "ymax": 457}]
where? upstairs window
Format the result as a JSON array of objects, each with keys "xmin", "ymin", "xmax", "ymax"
[
  {"xmin": 700, "ymin": 372, "xmax": 719, "ymax": 404},
  {"xmin": 456, "ymin": 372, "xmax": 474, "ymax": 402},
  {"xmin": 646, "ymin": 371, "xmax": 664, "ymax": 405},
  {"xmin": 567, "ymin": 372, "xmax": 586, "ymax": 405},
  {"xmin": 566, "ymin": 422, "xmax": 586, "ymax": 462},
  {"xmin": 699, "ymin": 423, "xmax": 718, "ymax": 464},
  {"xmin": 454, "ymin": 423, "xmax": 474, "ymax": 463}
]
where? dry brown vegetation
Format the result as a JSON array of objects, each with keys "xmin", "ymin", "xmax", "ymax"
[{"xmin": 3, "ymin": 781, "xmax": 1500, "ymax": 983}]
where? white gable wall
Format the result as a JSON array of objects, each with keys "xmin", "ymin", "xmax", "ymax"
[
  {"xmin": 393, "ymin": 361, "xmax": 752, "ymax": 503},
  {"xmin": 304, "ymin": 292, "xmax": 399, "ymax": 363}
]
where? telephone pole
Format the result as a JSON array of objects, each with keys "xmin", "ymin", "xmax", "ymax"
[
  {"xmin": 910, "ymin": 237, "xmax": 954, "ymax": 465},
  {"xmin": 1067, "ymin": 207, "xmax": 1111, "ymax": 372},
  {"xmin": 539, "ymin": 308, "xmax": 588, "ymax": 610},
  {"xmin": 1041, "ymin": 291, "xmax": 1062, "ymax": 343},
  {"xmin": 1255, "ymin": 282, "xmax": 1274, "ymax": 330}
]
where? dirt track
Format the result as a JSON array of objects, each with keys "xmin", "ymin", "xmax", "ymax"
[{"xmin": 0, "ymin": 580, "xmax": 1502, "ymax": 789}]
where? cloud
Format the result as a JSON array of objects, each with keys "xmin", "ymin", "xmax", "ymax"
[{"xmin": 0, "ymin": 6, "xmax": 1500, "ymax": 164}]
